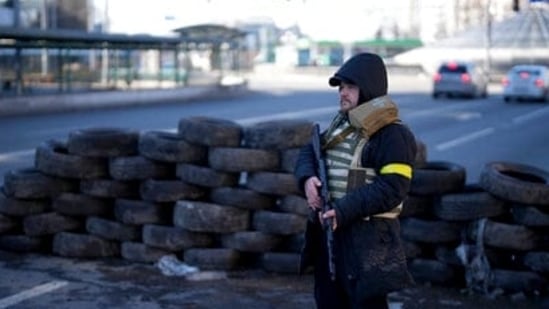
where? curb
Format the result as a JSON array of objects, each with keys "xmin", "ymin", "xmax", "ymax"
[{"xmin": 0, "ymin": 84, "xmax": 250, "ymax": 117}]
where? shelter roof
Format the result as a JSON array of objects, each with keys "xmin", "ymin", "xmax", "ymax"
[
  {"xmin": 172, "ymin": 24, "xmax": 247, "ymax": 44},
  {"xmin": 0, "ymin": 26, "xmax": 181, "ymax": 49},
  {"xmin": 0, "ymin": 24, "xmax": 247, "ymax": 49}
]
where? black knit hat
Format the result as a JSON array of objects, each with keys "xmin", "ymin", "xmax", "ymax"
[{"xmin": 328, "ymin": 53, "xmax": 388, "ymax": 103}]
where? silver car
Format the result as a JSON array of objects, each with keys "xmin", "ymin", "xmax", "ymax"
[
  {"xmin": 432, "ymin": 61, "xmax": 488, "ymax": 99},
  {"xmin": 502, "ymin": 64, "xmax": 549, "ymax": 102}
]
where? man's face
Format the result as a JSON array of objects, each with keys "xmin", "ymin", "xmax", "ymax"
[{"xmin": 338, "ymin": 82, "xmax": 360, "ymax": 112}]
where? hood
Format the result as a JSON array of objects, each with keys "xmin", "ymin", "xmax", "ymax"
[{"xmin": 328, "ymin": 53, "xmax": 388, "ymax": 103}]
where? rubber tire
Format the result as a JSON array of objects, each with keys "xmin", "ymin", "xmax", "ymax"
[
  {"xmin": 79, "ymin": 178, "xmax": 139, "ymax": 199},
  {"xmin": 142, "ymin": 224, "xmax": 213, "ymax": 251},
  {"xmin": 0, "ymin": 191, "xmax": 50, "ymax": 217},
  {"xmin": 400, "ymin": 217, "xmax": 462, "ymax": 244},
  {"xmin": 0, "ymin": 235, "xmax": 49, "ymax": 253},
  {"xmin": 242, "ymin": 119, "xmax": 314, "ymax": 150},
  {"xmin": 489, "ymin": 269, "xmax": 547, "ymax": 294},
  {"xmin": 277, "ymin": 194, "xmax": 309, "ymax": 216},
  {"xmin": 52, "ymin": 231, "xmax": 120, "ymax": 258},
  {"xmin": 467, "ymin": 219, "xmax": 539, "ymax": 251},
  {"xmin": 261, "ymin": 252, "xmax": 300, "ymax": 274},
  {"xmin": 183, "ymin": 248, "xmax": 241, "ymax": 270},
  {"xmin": 208, "ymin": 147, "xmax": 280, "ymax": 172},
  {"xmin": 86, "ymin": 216, "xmax": 141, "ymax": 242},
  {"xmin": 139, "ymin": 179, "xmax": 206, "ymax": 202},
  {"xmin": 479, "ymin": 161, "xmax": 549, "ymax": 206},
  {"xmin": 252, "ymin": 210, "xmax": 306, "ymax": 236},
  {"xmin": 209, "ymin": 186, "xmax": 276, "ymax": 210},
  {"xmin": 408, "ymin": 258, "xmax": 459, "ymax": 286},
  {"xmin": 523, "ymin": 252, "xmax": 549, "ymax": 273},
  {"xmin": 173, "ymin": 200, "xmax": 250, "ymax": 233},
  {"xmin": 410, "ymin": 161, "xmax": 466, "ymax": 196},
  {"xmin": 178, "ymin": 116, "xmax": 242, "ymax": 147},
  {"xmin": 120, "ymin": 241, "xmax": 171, "ymax": 263},
  {"xmin": 3, "ymin": 167, "xmax": 77, "ymax": 199},
  {"xmin": 220, "ymin": 231, "xmax": 282, "ymax": 253},
  {"xmin": 67, "ymin": 127, "xmax": 139, "ymax": 157},
  {"xmin": 35, "ymin": 140, "xmax": 109, "ymax": 179},
  {"xmin": 246, "ymin": 171, "xmax": 301, "ymax": 196},
  {"xmin": 511, "ymin": 205, "xmax": 549, "ymax": 227},
  {"xmin": 53, "ymin": 192, "xmax": 112, "ymax": 217},
  {"xmin": 434, "ymin": 185, "xmax": 506, "ymax": 221},
  {"xmin": 280, "ymin": 148, "xmax": 300, "ymax": 173},
  {"xmin": 414, "ymin": 139, "xmax": 428, "ymax": 165},
  {"xmin": 114, "ymin": 199, "xmax": 171, "ymax": 226},
  {"xmin": 0, "ymin": 213, "xmax": 17, "ymax": 234},
  {"xmin": 138, "ymin": 130, "xmax": 207, "ymax": 163},
  {"xmin": 22, "ymin": 212, "xmax": 82, "ymax": 237},
  {"xmin": 176, "ymin": 163, "xmax": 239, "ymax": 188},
  {"xmin": 109, "ymin": 156, "xmax": 174, "ymax": 181}
]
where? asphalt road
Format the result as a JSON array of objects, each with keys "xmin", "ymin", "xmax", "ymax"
[
  {"xmin": 0, "ymin": 72, "xmax": 548, "ymax": 308},
  {"xmin": 0, "ymin": 249, "xmax": 544, "ymax": 309},
  {"xmin": 1, "ymin": 72, "xmax": 548, "ymax": 184}
]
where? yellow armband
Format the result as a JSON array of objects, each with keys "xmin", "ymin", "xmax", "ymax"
[{"xmin": 380, "ymin": 163, "xmax": 412, "ymax": 179}]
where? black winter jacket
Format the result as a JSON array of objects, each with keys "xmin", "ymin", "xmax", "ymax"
[
  {"xmin": 294, "ymin": 52, "xmax": 417, "ymax": 300},
  {"xmin": 294, "ymin": 121, "xmax": 417, "ymax": 299}
]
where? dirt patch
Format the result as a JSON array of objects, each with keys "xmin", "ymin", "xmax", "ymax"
[{"xmin": 94, "ymin": 259, "xmax": 546, "ymax": 309}]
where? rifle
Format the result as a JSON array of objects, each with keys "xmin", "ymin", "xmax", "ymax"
[{"xmin": 311, "ymin": 123, "xmax": 336, "ymax": 281}]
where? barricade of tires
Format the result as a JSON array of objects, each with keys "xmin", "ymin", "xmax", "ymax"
[
  {"xmin": 403, "ymin": 160, "xmax": 549, "ymax": 298},
  {"xmin": 0, "ymin": 118, "xmax": 314, "ymax": 274},
  {"xmin": 0, "ymin": 116, "xmax": 547, "ymax": 299}
]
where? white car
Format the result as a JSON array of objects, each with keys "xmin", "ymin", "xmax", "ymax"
[{"xmin": 502, "ymin": 65, "xmax": 549, "ymax": 102}]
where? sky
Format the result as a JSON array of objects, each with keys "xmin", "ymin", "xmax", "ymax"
[{"xmin": 93, "ymin": 0, "xmax": 415, "ymax": 41}]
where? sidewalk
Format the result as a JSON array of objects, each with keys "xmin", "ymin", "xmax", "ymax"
[
  {"xmin": 0, "ymin": 64, "xmax": 426, "ymax": 118},
  {"xmin": 0, "ymin": 83, "xmax": 250, "ymax": 117},
  {"xmin": 0, "ymin": 68, "xmax": 252, "ymax": 117}
]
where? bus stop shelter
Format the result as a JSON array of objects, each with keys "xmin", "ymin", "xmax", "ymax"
[{"xmin": 0, "ymin": 23, "xmax": 247, "ymax": 96}]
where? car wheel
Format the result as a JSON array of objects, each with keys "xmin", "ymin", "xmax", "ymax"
[
  {"xmin": 503, "ymin": 96, "xmax": 510, "ymax": 102},
  {"xmin": 432, "ymin": 92, "xmax": 440, "ymax": 99}
]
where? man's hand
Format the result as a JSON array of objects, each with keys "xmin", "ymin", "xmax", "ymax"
[
  {"xmin": 322, "ymin": 209, "xmax": 338, "ymax": 231},
  {"xmin": 304, "ymin": 176, "xmax": 322, "ymax": 211},
  {"xmin": 305, "ymin": 176, "xmax": 338, "ymax": 230}
]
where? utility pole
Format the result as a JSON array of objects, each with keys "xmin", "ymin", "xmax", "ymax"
[
  {"xmin": 484, "ymin": 0, "xmax": 492, "ymax": 80},
  {"xmin": 41, "ymin": 0, "xmax": 49, "ymax": 77},
  {"xmin": 101, "ymin": 0, "xmax": 109, "ymax": 85},
  {"xmin": 13, "ymin": 0, "xmax": 23, "ymax": 94}
]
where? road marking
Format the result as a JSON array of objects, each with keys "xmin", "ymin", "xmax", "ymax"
[
  {"xmin": 512, "ymin": 106, "xmax": 549, "ymax": 124},
  {"xmin": 0, "ymin": 281, "xmax": 68, "ymax": 308},
  {"xmin": 0, "ymin": 103, "xmax": 539, "ymax": 162},
  {"xmin": 435, "ymin": 127, "xmax": 495, "ymax": 151},
  {"xmin": 1, "ymin": 106, "xmax": 330, "ymax": 162},
  {"xmin": 404, "ymin": 104, "xmax": 473, "ymax": 119},
  {"xmin": 235, "ymin": 106, "xmax": 336, "ymax": 125},
  {"xmin": 0, "ymin": 149, "xmax": 35, "ymax": 163}
]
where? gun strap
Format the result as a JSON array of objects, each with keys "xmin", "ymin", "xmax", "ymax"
[{"xmin": 323, "ymin": 126, "xmax": 355, "ymax": 150}]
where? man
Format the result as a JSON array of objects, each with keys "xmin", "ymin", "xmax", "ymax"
[{"xmin": 294, "ymin": 52, "xmax": 416, "ymax": 308}]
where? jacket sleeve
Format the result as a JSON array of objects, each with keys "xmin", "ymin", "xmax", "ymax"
[
  {"xmin": 334, "ymin": 124, "xmax": 417, "ymax": 227},
  {"xmin": 293, "ymin": 142, "xmax": 317, "ymax": 192}
]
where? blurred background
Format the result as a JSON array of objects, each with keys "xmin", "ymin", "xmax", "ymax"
[
  {"xmin": 0, "ymin": 4, "xmax": 548, "ymax": 307},
  {"xmin": 1, "ymin": 0, "xmax": 548, "ymax": 96}
]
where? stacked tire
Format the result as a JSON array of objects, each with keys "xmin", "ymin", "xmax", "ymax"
[{"xmin": 1, "ymin": 118, "xmax": 548, "ymax": 300}]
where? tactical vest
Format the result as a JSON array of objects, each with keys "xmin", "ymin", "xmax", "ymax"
[{"xmin": 324, "ymin": 113, "xmax": 402, "ymax": 220}]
